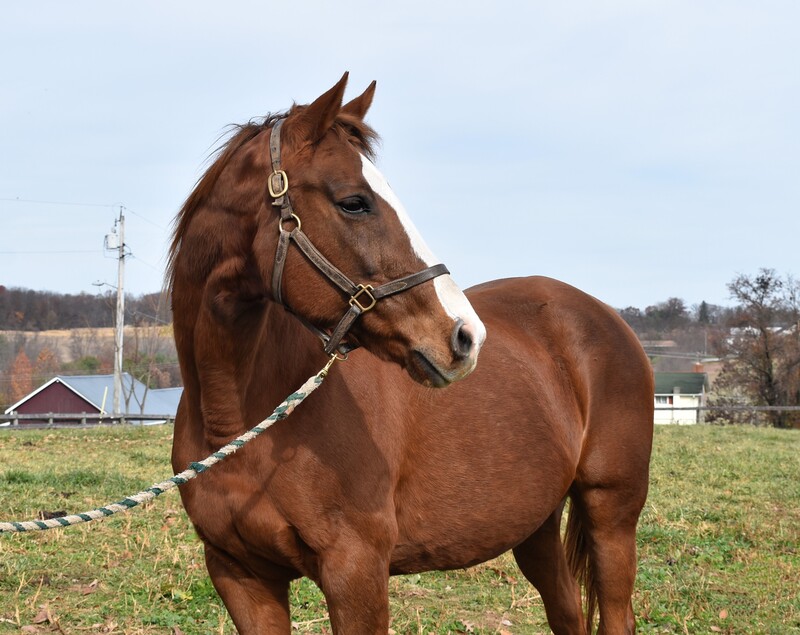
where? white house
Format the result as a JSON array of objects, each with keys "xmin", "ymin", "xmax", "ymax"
[{"xmin": 654, "ymin": 372, "xmax": 709, "ymax": 424}]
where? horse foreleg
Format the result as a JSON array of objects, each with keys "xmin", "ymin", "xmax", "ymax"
[
  {"xmin": 317, "ymin": 536, "xmax": 392, "ymax": 634},
  {"xmin": 512, "ymin": 502, "xmax": 586, "ymax": 635},
  {"xmin": 204, "ymin": 543, "xmax": 293, "ymax": 634}
]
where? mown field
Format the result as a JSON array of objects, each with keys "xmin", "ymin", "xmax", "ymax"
[{"xmin": 0, "ymin": 424, "xmax": 798, "ymax": 634}]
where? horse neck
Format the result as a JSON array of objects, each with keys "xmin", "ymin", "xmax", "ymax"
[
  {"xmin": 175, "ymin": 287, "xmax": 325, "ymax": 447},
  {"xmin": 241, "ymin": 303, "xmax": 328, "ymax": 410},
  {"xmin": 171, "ymin": 130, "xmax": 330, "ymax": 444}
]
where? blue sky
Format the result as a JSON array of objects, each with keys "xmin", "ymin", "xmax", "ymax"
[{"xmin": 2, "ymin": 1, "xmax": 798, "ymax": 310}]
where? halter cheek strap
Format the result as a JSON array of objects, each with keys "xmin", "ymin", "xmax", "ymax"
[{"xmin": 267, "ymin": 118, "xmax": 449, "ymax": 356}]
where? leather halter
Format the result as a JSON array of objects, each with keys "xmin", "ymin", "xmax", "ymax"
[{"xmin": 267, "ymin": 118, "xmax": 449, "ymax": 356}]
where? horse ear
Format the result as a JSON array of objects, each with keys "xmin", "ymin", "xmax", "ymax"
[
  {"xmin": 341, "ymin": 80, "xmax": 377, "ymax": 120},
  {"xmin": 293, "ymin": 72, "xmax": 349, "ymax": 145}
]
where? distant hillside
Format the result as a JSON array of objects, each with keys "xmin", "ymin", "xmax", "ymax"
[
  {"xmin": 0, "ymin": 326, "xmax": 175, "ymax": 366},
  {"xmin": 0, "ymin": 286, "xmax": 170, "ymax": 330},
  {"xmin": 0, "ymin": 324, "xmax": 179, "ymax": 410}
]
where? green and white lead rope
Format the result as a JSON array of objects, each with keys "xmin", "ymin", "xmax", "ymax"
[{"xmin": 0, "ymin": 357, "xmax": 337, "ymax": 534}]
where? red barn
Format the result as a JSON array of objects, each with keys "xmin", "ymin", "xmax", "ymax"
[{"xmin": 3, "ymin": 374, "xmax": 181, "ymax": 425}]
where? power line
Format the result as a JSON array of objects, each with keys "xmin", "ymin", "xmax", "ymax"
[
  {"xmin": 1, "ymin": 198, "xmax": 169, "ymax": 231},
  {"xmin": 123, "ymin": 206, "xmax": 168, "ymax": 231},
  {"xmin": 128, "ymin": 253, "xmax": 163, "ymax": 272},
  {"xmin": 0, "ymin": 197, "xmax": 115, "ymax": 208},
  {"xmin": 0, "ymin": 250, "xmax": 101, "ymax": 255}
]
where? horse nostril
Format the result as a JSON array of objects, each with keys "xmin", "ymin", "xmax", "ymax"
[{"xmin": 451, "ymin": 319, "xmax": 474, "ymax": 361}]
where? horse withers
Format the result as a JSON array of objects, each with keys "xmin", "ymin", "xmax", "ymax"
[{"xmin": 168, "ymin": 73, "xmax": 654, "ymax": 634}]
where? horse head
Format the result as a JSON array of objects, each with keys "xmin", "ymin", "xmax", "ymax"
[
  {"xmin": 261, "ymin": 74, "xmax": 485, "ymax": 386},
  {"xmin": 171, "ymin": 73, "xmax": 485, "ymax": 387}
]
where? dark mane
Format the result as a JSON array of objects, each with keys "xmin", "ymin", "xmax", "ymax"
[{"xmin": 167, "ymin": 109, "xmax": 379, "ymax": 289}]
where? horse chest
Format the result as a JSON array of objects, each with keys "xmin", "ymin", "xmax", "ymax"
[{"xmin": 179, "ymin": 468, "xmax": 286, "ymax": 558}]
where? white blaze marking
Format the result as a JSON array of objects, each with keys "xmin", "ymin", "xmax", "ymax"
[{"xmin": 360, "ymin": 155, "xmax": 486, "ymax": 348}]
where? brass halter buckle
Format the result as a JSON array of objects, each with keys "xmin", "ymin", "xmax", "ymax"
[
  {"xmin": 349, "ymin": 284, "xmax": 377, "ymax": 312},
  {"xmin": 268, "ymin": 169, "xmax": 289, "ymax": 198}
]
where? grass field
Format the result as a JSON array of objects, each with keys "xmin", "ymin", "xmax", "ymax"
[{"xmin": 0, "ymin": 424, "xmax": 798, "ymax": 634}]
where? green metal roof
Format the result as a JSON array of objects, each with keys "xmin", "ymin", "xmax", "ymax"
[{"xmin": 654, "ymin": 372, "xmax": 709, "ymax": 395}]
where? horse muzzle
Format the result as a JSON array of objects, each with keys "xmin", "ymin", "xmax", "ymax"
[{"xmin": 408, "ymin": 318, "xmax": 484, "ymax": 388}]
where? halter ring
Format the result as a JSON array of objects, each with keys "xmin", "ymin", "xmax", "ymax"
[{"xmin": 278, "ymin": 213, "xmax": 301, "ymax": 232}]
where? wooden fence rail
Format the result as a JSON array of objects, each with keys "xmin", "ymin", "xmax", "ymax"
[
  {"xmin": 654, "ymin": 404, "xmax": 800, "ymax": 426},
  {"xmin": 2, "ymin": 407, "xmax": 799, "ymax": 429},
  {"xmin": 1, "ymin": 412, "xmax": 174, "ymax": 428},
  {"xmin": 655, "ymin": 405, "xmax": 800, "ymax": 412}
]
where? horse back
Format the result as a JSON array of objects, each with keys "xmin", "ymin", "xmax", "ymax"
[
  {"xmin": 466, "ymin": 275, "xmax": 654, "ymax": 466},
  {"xmin": 467, "ymin": 275, "xmax": 653, "ymax": 415}
]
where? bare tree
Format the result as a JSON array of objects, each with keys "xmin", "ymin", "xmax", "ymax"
[
  {"xmin": 69, "ymin": 327, "xmax": 100, "ymax": 361},
  {"xmin": 711, "ymin": 269, "xmax": 800, "ymax": 427}
]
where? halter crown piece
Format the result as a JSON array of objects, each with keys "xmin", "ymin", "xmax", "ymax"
[{"xmin": 267, "ymin": 118, "xmax": 449, "ymax": 356}]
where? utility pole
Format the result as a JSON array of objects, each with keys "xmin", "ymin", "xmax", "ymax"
[
  {"xmin": 114, "ymin": 208, "xmax": 125, "ymax": 417},
  {"xmin": 103, "ymin": 207, "xmax": 126, "ymax": 418}
]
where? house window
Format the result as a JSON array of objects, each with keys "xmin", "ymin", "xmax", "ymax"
[{"xmin": 655, "ymin": 396, "xmax": 673, "ymax": 405}]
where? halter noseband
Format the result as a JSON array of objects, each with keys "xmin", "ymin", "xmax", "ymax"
[{"xmin": 267, "ymin": 118, "xmax": 449, "ymax": 356}]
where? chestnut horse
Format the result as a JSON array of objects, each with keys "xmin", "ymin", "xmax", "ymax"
[{"xmin": 169, "ymin": 73, "xmax": 653, "ymax": 634}]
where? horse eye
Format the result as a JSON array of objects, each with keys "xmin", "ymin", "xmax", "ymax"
[{"xmin": 338, "ymin": 197, "xmax": 370, "ymax": 215}]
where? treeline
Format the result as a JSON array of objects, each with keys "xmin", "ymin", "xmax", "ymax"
[
  {"xmin": 617, "ymin": 298, "xmax": 733, "ymax": 339},
  {"xmin": 0, "ymin": 287, "xmax": 178, "ymax": 410},
  {"xmin": 616, "ymin": 298, "xmax": 731, "ymax": 374},
  {"xmin": 619, "ymin": 296, "xmax": 799, "ymax": 340},
  {"xmin": 2, "ymin": 272, "xmax": 797, "ymax": 427},
  {"xmin": 0, "ymin": 286, "xmax": 171, "ymax": 330}
]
